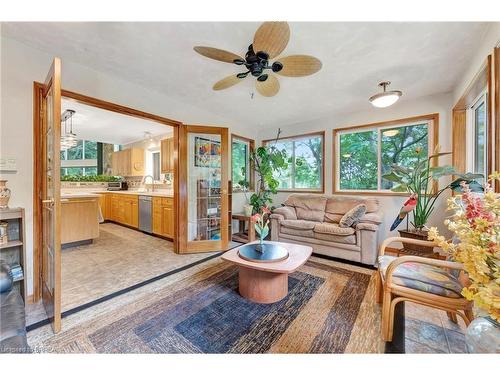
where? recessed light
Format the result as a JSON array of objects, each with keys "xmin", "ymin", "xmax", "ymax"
[{"xmin": 383, "ymin": 129, "xmax": 400, "ymax": 137}]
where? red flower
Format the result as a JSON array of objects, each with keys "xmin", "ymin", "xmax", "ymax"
[
  {"xmin": 261, "ymin": 206, "xmax": 271, "ymax": 215},
  {"xmin": 251, "ymin": 213, "xmax": 261, "ymax": 223}
]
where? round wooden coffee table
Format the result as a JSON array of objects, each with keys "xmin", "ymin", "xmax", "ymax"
[{"xmin": 221, "ymin": 241, "xmax": 312, "ymax": 304}]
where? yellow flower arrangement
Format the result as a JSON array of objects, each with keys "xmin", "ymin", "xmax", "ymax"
[{"xmin": 428, "ymin": 173, "xmax": 500, "ymax": 322}]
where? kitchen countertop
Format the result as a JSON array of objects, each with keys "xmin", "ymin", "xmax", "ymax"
[{"xmin": 61, "ymin": 190, "xmax": 174, "ymax": 198}]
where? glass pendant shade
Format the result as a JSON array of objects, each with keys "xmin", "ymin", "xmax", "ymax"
[{"xmin": 369, "ymin": 81, "xmax": 402, "ymax": 108}]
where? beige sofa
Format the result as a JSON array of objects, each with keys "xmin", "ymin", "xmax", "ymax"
[{"xmin": 270, "ymin": 194, "xmax": 382, "ymax": 265}]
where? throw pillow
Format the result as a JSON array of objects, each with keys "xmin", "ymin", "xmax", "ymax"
[{"xmin": 339, "ymin": 204, "xmax": 366, "ymax": 228}]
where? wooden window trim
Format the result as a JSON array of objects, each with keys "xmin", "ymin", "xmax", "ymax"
[
  {"xmin": 262, "ymin": 131, "xmax": 325, "ymax": 194},
  {"xmin": 333, "ymin": 113, "xmax": 439, "ymax": 196},
  {"xmin": 231, "ymin": 133, "xmax": 255, "ymax": 192}
]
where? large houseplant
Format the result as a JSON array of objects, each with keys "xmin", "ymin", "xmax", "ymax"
[
  {"xmin": 382, "ymin": 146, "xmax": 482, "ymax": 250},
  {"xmin": 428, "ymin": 173, "xmax": 499, "ymax": 352},
  {"xmin": 238, "ymin": 130, "xmax": 288, "ymax": 215}
]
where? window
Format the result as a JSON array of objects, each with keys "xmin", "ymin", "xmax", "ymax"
[
  {"xmin": 471, "ymin": 93, "xmax": 487, "ymax": 179},
  {"xmin": 335, "ymin": 115, "xmax": 436, "ymax": 193},
  {"xmin": 263, "ymin": 132, "xmax": 324, "ymax": 192},
  {"xmin": 231, "ymin": 135, "xmax": 254, "ymax": 191},
  {"xmin": 60, "ymin": 140, "xmax": 99, "ymax": 176}
]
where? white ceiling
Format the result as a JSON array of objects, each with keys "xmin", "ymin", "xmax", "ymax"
[
  {"xmin": 61, "ymin": 98, "xmax": 173, "ymax": 145},
  {"xmin": 4, "ymin": 22, "xmax": 491, "ymax": 128}
]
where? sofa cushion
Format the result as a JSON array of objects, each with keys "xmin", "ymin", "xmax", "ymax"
[
  {"xmin": 325, "ymin": 196, "xmax": 379, "ymax": 215},
  {"xmin": 314, "ymin": 232, "xmax": 357, "ymax": 244},
  {"xmin": 280, "ymin": 227, "xmax": 315, "ymax": 238},
  {"xmin": 272, "ymin": 206, "xmax": 297, "ymax": 220},
  {"xmin": 378, "ymin": 255, "xmax": 463, "ymax": 298},
  {"xmin": 283, "ymin": 194, "xmax": 327, "ymax": 222},
  {"xmin": 314, "ymin": 222, "xmax": 355, "ymax": 236},
  {"xmin": 339, "ymin": 204, "xmax": 366, "ymax": 228},
  {"xmin": 281, "ymin": 219, "xmax": 316, "ymax": 230}
]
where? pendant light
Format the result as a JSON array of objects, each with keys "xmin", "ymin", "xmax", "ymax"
[
  {"xmin": 61, "ymin": 110, "xmax": 77, "ymax": 150},
  {"xmin": 369, "ymin": 81, "xmax": 402, "ymax": 108}
]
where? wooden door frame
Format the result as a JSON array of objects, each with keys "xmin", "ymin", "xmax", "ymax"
[
  {"xmin": 178, "ymin": 125, "xmax": 229, "ymax": 253},
  {"xmin": 32, "ymin": 84, "xmax": 182, "ymax": 302}
]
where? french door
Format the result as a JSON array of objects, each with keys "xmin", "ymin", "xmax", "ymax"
[
  {"xmin": 178, "ymin": 125, "xmax": 229, "ymax": 253},
  {"xmin": 41, "ymin": 58, "xmax": 62, "ymax": 333}
]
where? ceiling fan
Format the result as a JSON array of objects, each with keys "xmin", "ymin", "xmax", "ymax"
[{"xmin": 194, "ymin": 22, "xmax": 322, "ymax": 97}]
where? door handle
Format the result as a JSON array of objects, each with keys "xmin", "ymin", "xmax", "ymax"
[{"xmin": 42, "ymin": 198, "xmax": 55, "ymax": 205}]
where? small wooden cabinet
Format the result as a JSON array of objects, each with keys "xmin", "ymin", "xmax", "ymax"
[
  {"xmin": 152, "ymin": 196, "xmax": 174, "ymax": 238},
  {"xmin": 161, "ymin": 138, "xmax": 175, "ymax": 174},
  {"xmin": 111, "ymin": 148, "xmax": 145, "ymax": 176}
]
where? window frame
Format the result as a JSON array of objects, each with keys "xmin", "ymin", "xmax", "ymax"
[
  {"xmin": 467, "ymin": 90, "xmax": 488, "ymax": 179},
  {"xmin": 60, "ymin": 139, "xmax": 99, "ymax": 176},
  {"xmin": 333, "ymin": 114, "xmax": 438, "ymax": 196},
  {"xmin": 231, "ymin": 134, "xmax": 255, "ymax": 192},
  {"xmin": 262, "ymin": 131, "xmax": 325, "ymax": 193}
]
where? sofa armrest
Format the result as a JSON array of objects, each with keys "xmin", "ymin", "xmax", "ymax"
[
  {"xmin": 0, "ymin": 261, "xmax": 13, "ymax": 294},
  {"xmin": 269, "ymin": 213, "xmax": 285, "ymax": 221},
  {"xmin": 355, "ymin": 222, "xmax": 379, "ymax": 231},
  {"xmin": 272, "ymin": 206, "xmax": 297, "ymax": 220},
  {"xmin": 359, "ymin": 212, "xmax": 382, "ymax": 225}
]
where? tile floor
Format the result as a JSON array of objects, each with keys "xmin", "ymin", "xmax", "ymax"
[
  {"xmin": 404, "ymin": 301, "xmax": 467, "ymax": 353},
  {"xmin": 26, "ymin": 222, "xmax": 218, "ymax": 325}
]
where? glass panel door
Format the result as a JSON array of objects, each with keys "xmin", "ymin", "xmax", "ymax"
[
  {"xmin": 179, "ymin": 126, "xmax": 229, "ymax": 253},
  {"xmin": 41, "ymin": 58, "xmax": 62, "ymax": 333}
]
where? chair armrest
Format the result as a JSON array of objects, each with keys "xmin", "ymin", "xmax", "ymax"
[
  {"xmin": 379, "ymin": 236, "xmax": 436, "ymax": 256},
  {"xmin": 385, "ymin": 255, "xmax": 464, "ymax": 286}
]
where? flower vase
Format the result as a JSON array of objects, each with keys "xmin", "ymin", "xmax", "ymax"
[
  {"xmin": 243, "ymin": 204, "xmax": 253, "ymax": 217},
  {"xmin": 0, "ymin": 180, "xmax": 11, "ymax": 209},
  {"xmin": 465, "ymin": 316, "xmax": 500, "ymax": 353}
]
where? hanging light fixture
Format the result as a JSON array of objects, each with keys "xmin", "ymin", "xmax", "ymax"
[
  {"xmin": 369, "ymin": 81, "xmax": 402, "ymax": 108},
  {"xmin": 61, "ymin": 109, "xmax": 77, "ymax": 150}
]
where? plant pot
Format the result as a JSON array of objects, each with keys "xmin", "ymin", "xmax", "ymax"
[
  {"xmin": 398, "ymin": 228, "xmax": 435, "ymax": 255},
  {"xmin": 465, "ymin": 316, "xmax": 500, "ymax": 353},
  {"xmin": 243, "ymin": 204, "xmax": 253, "ymax": 217}
]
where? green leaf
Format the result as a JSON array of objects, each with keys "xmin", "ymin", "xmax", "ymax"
[
  {"xmin": 382, "ymin": 172, "xmax": 404, "ymax": 183},
  {"xmin": 429, "ymin": 165, "xmax": 456, "ymax": 179},
  {"xmin": 391, "ymin": 184, "xmax": 409, "ymax": 193}
]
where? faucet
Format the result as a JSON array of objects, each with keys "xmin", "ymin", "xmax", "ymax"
[{"xmin": 143, "ymin": 175, "xmax": 155, "ymax": 192}]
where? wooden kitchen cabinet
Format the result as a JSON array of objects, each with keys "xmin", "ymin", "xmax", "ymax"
[
  {"xmin": 161, "ymin": 137, "xmax": 175, "ymax": 174},
  {"xmin": 111, "ymin": 148, "xmax": 145, "ymax": 176},
  {"xmin": 152, "ymin": 196, "xmax": 174, "ymax": 238},
  {"xmin": 107, "ymin": 193, "xmax": 139, "ymax": 228},
  {"xmin": 97, "ymin": 193, "xmax": 110, "ymax": 220}
]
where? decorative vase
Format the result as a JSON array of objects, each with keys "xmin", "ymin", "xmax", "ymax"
[
  {"xmin": 465, "ymin": 316, "xmax": 500, "ymax": 353},
  {"xmin": 0, "ymin": 180, "xmax": 11, "ymax": 209},
  {"xmin": 243, "ymin": 204, "xmax": 253, "ymax": 217}
]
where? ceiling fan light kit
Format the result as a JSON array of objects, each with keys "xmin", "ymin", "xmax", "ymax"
[
  {"xmin": 194, "ymin": 22, "xmax": 322, "ymax": 97},
  {"xmin": 369, "ymin": 81, "xmax": 402, "ymax": 108}
]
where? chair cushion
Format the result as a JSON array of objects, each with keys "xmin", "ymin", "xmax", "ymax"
[
  {"xmin": 339, "ymin": 204, "xmax": 366, "ymax": 228},
  {"xmin": 314, "ymin": 222, "xmax": 355, "ymax": 236},
  {"xmin": 378, "ymin": 255, "xmax": 463, "ymax": 298}
]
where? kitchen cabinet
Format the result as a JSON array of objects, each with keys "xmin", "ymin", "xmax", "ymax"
[
  {"xmin": 107, "ymin": 193, "xmax": 139, "ymax": 228},
  {"xmin": 111, "ymin": 148, "xmax": 145, "ymax": 176},
  {"xmin": 161, "ymin": 137, "xmax": 175, "ymax": 174},
  {"xmin": 61, "ymin": 197, "xmax": 99, "ymax": 244},
  {"xmin": 97, "ymin": 193, "xmax": 109, "ymax": 220},
  {"xmin": 152, "ymin": 197, "xmax": 174, "ymax": 238}
]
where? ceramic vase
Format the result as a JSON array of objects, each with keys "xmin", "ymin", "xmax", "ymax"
[
  {"xmin": 465, "ymin": 316, "xmax": 500, "ymax": 353},
  {"xmin": 243, "ymin": 204, "xmax": 253, "ymax": 217},
  {"xmin": 0, "ymin": 180, "xmax": 11, "ymax": 209}
]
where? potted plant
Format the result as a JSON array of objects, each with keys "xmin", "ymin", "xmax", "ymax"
[
  {"xmin": 251, "ymin": 206, "xmax": 271, "ymax": 252},
  {"xmin": 238, "ymin": 130, "xmax": 288, "ymax": 214},
  {"xmin": 428, "ymin": 173, "xmax": 499, "ymax": 353},
  {"xmin": 382, "ymin": 145, "xmax": 482, "ymax": 252}
]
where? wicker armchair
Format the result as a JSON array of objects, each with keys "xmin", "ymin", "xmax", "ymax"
[{"xmin": 375, "ymin": 237, "xmax": 474, "ymax": 342}]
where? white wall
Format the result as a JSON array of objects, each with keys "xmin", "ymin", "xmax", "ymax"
[
  {"xmin": 0, "ymin": 35, "xmax": 253, "ymax": 295},
  {"xmin": 255, "ymin": 92, "xmax": 455, "ymax": 244}
]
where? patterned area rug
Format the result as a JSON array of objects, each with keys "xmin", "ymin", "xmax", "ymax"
[{"xmin": 32, "ymin": 257, "xmax": 383, "ymax": 353}]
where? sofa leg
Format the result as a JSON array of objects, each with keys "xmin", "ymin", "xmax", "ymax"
[
  {"xmin": 381, "ymin": 290, "xmax": 393, "ymax": 342},
  {"xmin": 375, "ymin": 271, "xmax": 383, "ymax": 304}
]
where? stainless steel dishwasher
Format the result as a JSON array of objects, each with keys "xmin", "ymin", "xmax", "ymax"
[{"xmin": 138, "ymin": 195, "xmax": 152, "ymax": 233}]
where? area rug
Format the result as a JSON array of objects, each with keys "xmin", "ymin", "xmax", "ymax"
[{"xmin": 31, "ymin": 256, "xmax": 383, "ymax": 353}]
